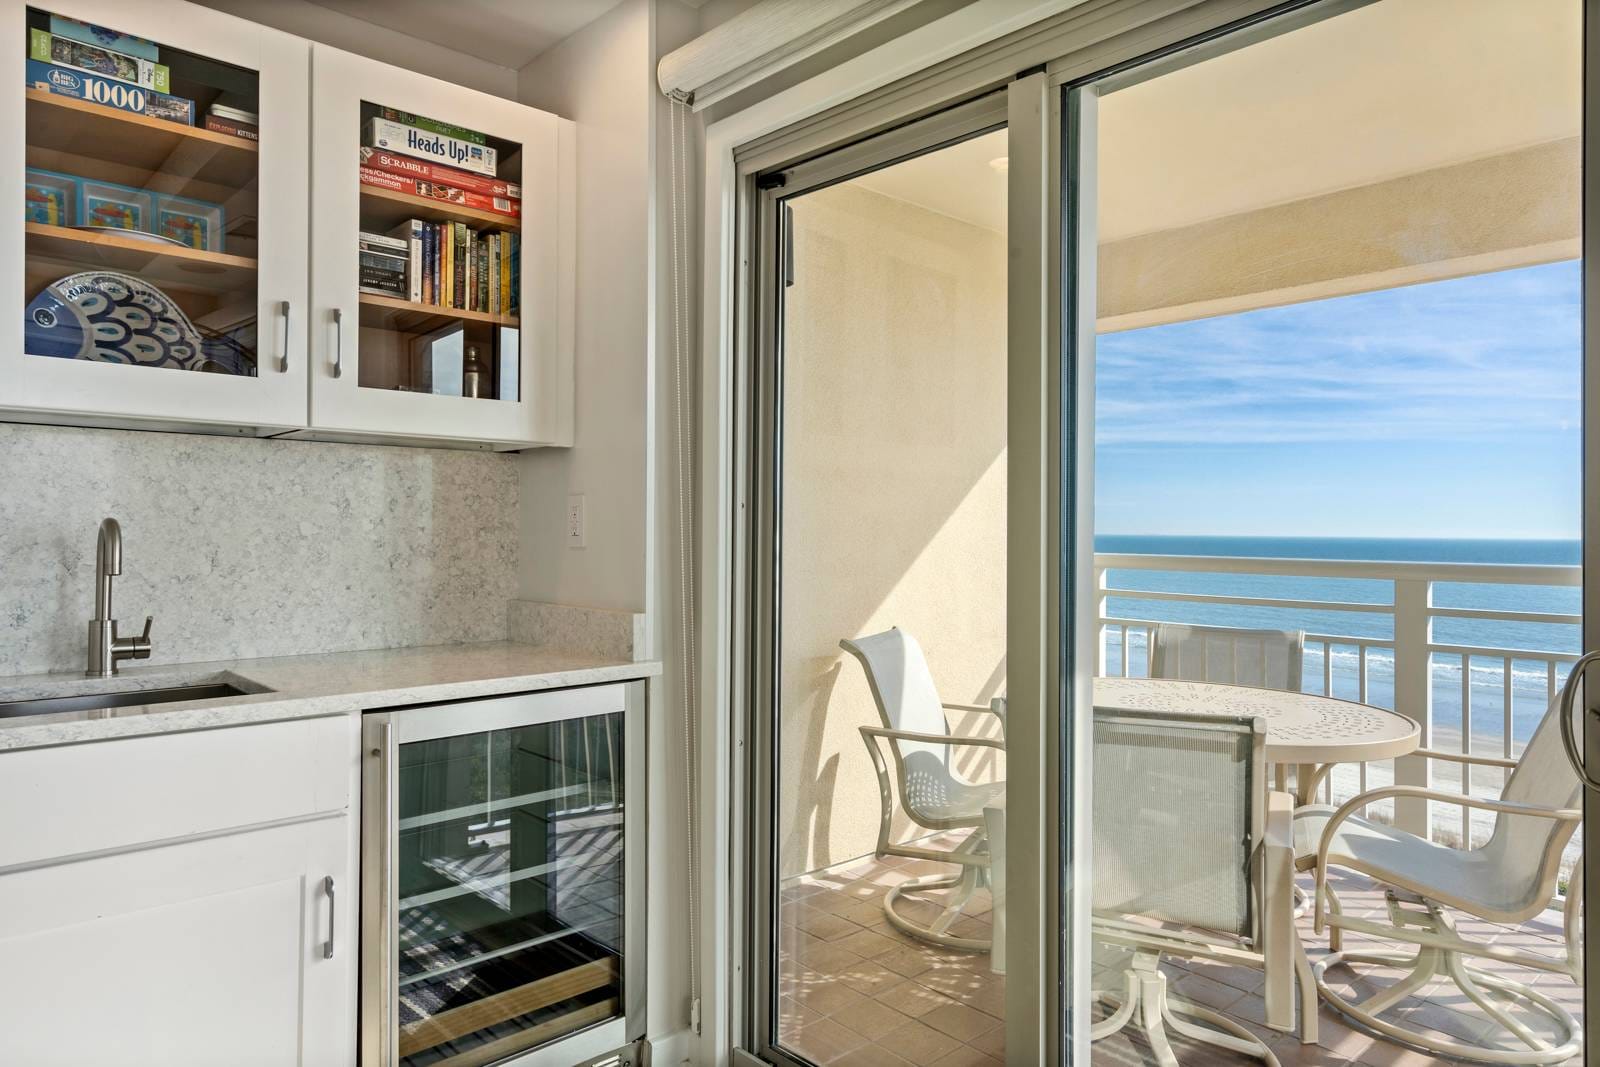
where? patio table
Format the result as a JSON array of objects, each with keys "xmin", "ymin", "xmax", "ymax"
[
  {"xmin": 982, "ymin": 679, "xmax": 1417, "ymax": 975},
  {"xmin": 1092, "ymin": 676, "xmax": 1420, "ymax": 805}
]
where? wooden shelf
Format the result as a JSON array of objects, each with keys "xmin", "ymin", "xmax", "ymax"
[
  {"xmin": 26, "ymin": 90, "xmax": 258, "ymax": 191},
  {"xmin": 25, "ymin": 222, "xmax": 257, "ymax": 294},
  {"xmin": 359, "ymin": 185, "xmax": 519, "ymax": 229},
  {"xmin": 358, "ymin": 293, "xmax": 519, "ymax": 333},
  {"xmin": 398, "ymin": 958, "xmax": 615, "ymax": 1058}
]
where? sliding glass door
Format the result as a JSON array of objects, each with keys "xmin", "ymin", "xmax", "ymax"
[
  {"xmin": 1063, "ymin": 3, "xmax": 1592, "ymax": 1065},
  {"xmin": 740, "ymin": 96, "xmax": 1022, "ymax": 1067},
  {"xmin": 733, "ymin": 4, "xmax": 1600, "ymax": 1066}
]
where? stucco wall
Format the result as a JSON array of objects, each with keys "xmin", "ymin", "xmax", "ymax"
[{"xmin": 779, "ymin": 182, "xmax": 1006, "ymax": 879}]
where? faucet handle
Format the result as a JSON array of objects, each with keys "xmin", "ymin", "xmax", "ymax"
[{"xmin": 115, "ymin": 616, "xmax": 154, "ymax": 662}]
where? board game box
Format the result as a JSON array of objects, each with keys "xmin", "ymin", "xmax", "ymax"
[
  {"xmin": 363, "ymin": 117, "xmax": 497, "ymax": 176},
  {"xmin": 27, "ymin": 60, "xmax": 194, "ymax": 125},
  {"xmin": 31, "ymin": 28, "xmax": 170, "ymax": 94},
  {"xmin": 359, "ymin": 166, "xmax": 519, "ymax": 218},
  {"xmin": 359, "ymin": 147, "xmax": 519, "ymax": 200}
]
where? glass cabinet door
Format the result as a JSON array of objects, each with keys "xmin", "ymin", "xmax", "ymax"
[
  {"xmin": 308, "ymin": 44, "xmax": 572, "ymax": 449},
  {"xmin": 353, "ymin": 102, "xmax": 522, "ymax": 404},
  {"xmin": 2, "ymin": 1, "xmax": 310, "ymax": 430},
  {"xmin": 23, "ymin": 6, "xmax": 260, "ymax": 374},
  {"xmin": 390, "ymin": 713, "xmax": 625, "ymax": 1065}
]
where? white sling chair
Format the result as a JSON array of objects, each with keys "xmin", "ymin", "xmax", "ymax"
[
  {"xmin": 840, "ymin": 628, "xmax": 1006, "ymax": 951},
  {"xmin": 1296, "ymin": 681, "xmax": 1584, "ymax": 1064},
  {"xmin": 1092, "ymin": 708, "xmax": 1314, "ymax": 1065},
  {"xmin": 1149, "ymin": 623, "xmax": 1306, "ymax": 692}
]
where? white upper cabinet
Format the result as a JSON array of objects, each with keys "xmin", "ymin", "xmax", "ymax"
[
  {"xmin": 0, "ymin": 0, "xmax": 310, "ymax": 433},
  {"xmin": 0, "ymin": 4, "xmax": 574, "ymax": 449},
  {"xmin": 302, "ymin": 45, "xmax": 575, "ymax": 450}
]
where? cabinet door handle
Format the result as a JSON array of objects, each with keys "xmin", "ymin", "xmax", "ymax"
[
  {"xmin": 277, "ymin": 301, "xmax": 291, "ymax": 373},
  {"xmin": 323, "ymin": 875, "xmax": 336, "ymax": 960},
  {"xmin": 331, "ymin": 308, "xmax": 344, "ymax": 379}
]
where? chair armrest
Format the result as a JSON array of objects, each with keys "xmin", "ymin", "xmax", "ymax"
[
  {"xmin": 861, "ymin": 726, "xmax": 1007, "ymax": 751},
  {"xmin": 1412, "ymin": 747, "xmax": 1518, "ymax": 770},
  {"xmin": 1311, "ymin": 785, "xmax": 1580, "ymax": 933},
  {"xmin": 858, "ymin": 726, "xmax": 1005, "ymax": 859},
  {"xmin": 942, "ymin": 697, "xmax": 1007, "ymax": 736}
]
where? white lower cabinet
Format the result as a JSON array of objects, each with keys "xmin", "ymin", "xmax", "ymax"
[
  {"xmin": 0, "ymin": 816, "xmax": 352, "ymax": 1067},
  {"xmin": 0, "ymin": 714, "xmax": 358, "ymax": 1066}
]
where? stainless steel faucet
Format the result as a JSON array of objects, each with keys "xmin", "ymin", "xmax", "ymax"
[{"xmin": 86, "ymin": 517, "xmax": 153, "ymax": 678}]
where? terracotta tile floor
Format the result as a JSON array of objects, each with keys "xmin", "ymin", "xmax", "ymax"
[{"xmin": 776, "ymin": 849, "xmax": 1583, "ymax": 1066}]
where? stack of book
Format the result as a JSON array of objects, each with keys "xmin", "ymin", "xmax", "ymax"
[
  {"xmin": 358, "ymin": 107, "xmax": 520, "ymax": 315},
  {"xmin": 24, "ymin": 16, "xmax": 195, "ymax": 126},
  {"xmin": 381, "ymin": 220, "xmax": 519, "ymax": 316},
  {"xmin": 358, "ymin": 232, "xmax": 409, "ymax": 298}
]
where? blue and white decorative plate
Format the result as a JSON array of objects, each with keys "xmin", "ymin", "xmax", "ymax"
[{"xmin": 25, "ymin": 271, "xmax": 254, "ymax": 376}]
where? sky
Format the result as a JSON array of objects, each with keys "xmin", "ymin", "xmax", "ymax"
[{"xmin": 1093, "ymin": 260, "xmax": 1582, "ymax": 539}]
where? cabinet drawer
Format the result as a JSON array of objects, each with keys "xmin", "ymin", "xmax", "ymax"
[{"xmin": 0, "ymin": 714, "xmax": 354, "ymax": 869}]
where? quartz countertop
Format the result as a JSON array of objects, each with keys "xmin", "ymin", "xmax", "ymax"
[{"xmin": 0, "ymin": 642, "xmax": 660, "ymax": 751}]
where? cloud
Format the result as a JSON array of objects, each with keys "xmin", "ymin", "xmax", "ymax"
[{"xmin": 1095, "ymin": 261, "xmax": 1581, "ymax": 446}]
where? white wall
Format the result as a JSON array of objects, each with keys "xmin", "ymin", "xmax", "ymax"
[
  {"xmin": 190, "ymin": 0, "xmax": 519, "ymax": 97},
  {"xmin": 515, "ymin": 0, "xmax": 652, "ymax": 613},
  {"xmin": 518, "ymin": 3, "xmax": 704, "ymax": 1060}
]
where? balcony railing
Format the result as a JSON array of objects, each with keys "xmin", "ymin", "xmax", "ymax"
[{"xmin": 1093, "ymin": 553, "xmax": 1581, "ymax": 870}]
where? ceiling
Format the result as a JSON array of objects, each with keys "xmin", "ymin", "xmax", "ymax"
[
  {"xmin": 853, "ymin": 130, "xmax": 1008, "ymax": 234},
  {"xmin": 843, "ymin": 0, "xmax": 1579, "ymax": 242},
  {"xmin": 300, "ymin": 0, "xmax": 636, "ymax": 69}
]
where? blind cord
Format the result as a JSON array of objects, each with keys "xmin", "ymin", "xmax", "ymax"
[{"xmin": 667, "ymin": 88, "xmax": 703, "ymax": 1036}]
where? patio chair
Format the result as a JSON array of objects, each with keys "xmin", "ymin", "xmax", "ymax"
[
  {"xmin": 1092, "ymin": 708, "xmax": 1314, "ymax": 1065},
  {"xmin": 1296, "ymin": 682, "xmax": 1584, "ymax": 1064},
  {"xmin": 840, "ymin": 628, "xmax": 1006, "ymax": 951},
  {"xmin": 1149, "ymin": 623, "xmax": 1306, "ymax": 692}
]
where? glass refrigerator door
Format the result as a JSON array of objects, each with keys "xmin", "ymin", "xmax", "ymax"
[{"xmin": 393, "ymin": 713, "xmax": 624, "ymax": 1065}]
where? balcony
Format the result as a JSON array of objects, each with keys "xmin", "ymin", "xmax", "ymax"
[
  {"xmin": 1095, "ymin": 551, "xmax": 1582, "ymax": 872},
  {"xmin": 777, "ymin": 551, "xmax": 1582, "ymax": 1066}
]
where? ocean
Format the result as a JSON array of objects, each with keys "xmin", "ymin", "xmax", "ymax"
[{"xmin": 1095, "ymin": 535, "xmax": 1582, "ymax": 751}]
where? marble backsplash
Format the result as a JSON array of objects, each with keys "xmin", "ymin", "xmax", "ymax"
[
  {"xmin": 0, "ymin": 424, "xmax": 520, "ymax": 677},
  {"xmin": 507, "ymin": 599, "xmax": 644, "ymax": 661}
]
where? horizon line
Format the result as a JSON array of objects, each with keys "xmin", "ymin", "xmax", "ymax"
[{"xmin": 1095, "ymin": 533, "xmax": 1582, "ymax": 541}]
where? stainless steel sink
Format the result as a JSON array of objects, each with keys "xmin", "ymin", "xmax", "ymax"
[{"xmin": 0, "ymin": 682, "xmax": 252, "ymax": 719}]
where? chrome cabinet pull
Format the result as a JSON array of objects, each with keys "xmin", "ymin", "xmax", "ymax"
[
  {"xmin": 278, "ymin": 301, "xmax": 291, "ymax": 373},
  {"xmin": 323, "ymin": 875, "xmax": 336, "ymax": 959},
  {"xmin": 331, "ymin": 308, "xmax": 344, "ymax": 379}
]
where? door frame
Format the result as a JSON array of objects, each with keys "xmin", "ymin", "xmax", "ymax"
[
  {"xmin": 736, "ymin": 90, "xmax": 1013, "ymax": 1067},
  {"xmin": 1583, "ymin": 0, "xmax": 1599, "ymax": 1056}
]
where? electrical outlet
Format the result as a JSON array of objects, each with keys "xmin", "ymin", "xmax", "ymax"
[{"xmin": 566, "ymin": 494, "xmax": 586, "ymax": 549}]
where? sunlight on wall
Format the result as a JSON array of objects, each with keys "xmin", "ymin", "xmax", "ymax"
[{"xmin": 779, "ymin": 181, "xmax": 1006, "ymax": 879}]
